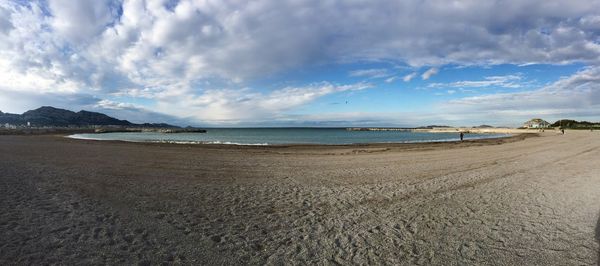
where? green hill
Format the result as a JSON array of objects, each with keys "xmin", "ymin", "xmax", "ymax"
[{"xmin": 551, "ymin": 119, "xmax": 600, "ymax": 129}]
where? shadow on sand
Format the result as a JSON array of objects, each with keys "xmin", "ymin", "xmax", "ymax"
[{"xmin": 596, "ymin": 212, "xmax": 600, "ymax": 266}]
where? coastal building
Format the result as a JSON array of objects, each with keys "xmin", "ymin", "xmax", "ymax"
[{"xmin": 523, "ymin": 118, "xmax": 550, "ymax": 128}]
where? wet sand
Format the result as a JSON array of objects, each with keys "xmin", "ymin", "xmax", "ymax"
[{"xmin": 1, "ymin": 131, "xmax": 599, "ymax": 265}]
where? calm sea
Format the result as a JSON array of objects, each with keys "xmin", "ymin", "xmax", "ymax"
[{"xmin": 68, "ymin": 128, "xmax": 510, "ymax": 145}]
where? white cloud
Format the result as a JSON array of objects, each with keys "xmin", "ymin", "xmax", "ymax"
[
  {"xmin": 385, "ymin": 76, "xmax": 397, "ymax": 83},
  {"xmin": 428, "ymin": 75, "xmax": 524, "ymax": 89},
  {"xmin": 94, "ymin": 99, "xmax": 140, "ymax": 110},
  {"xmin": 1, "ymin": 0, "xmax": 600, "ymax": 124},
  {"xmin": 349, "ymin": 68, "xmax": 390, "ymax": 79},
  {"xmin": 154, "ymin": 82, "xmax": 373, "ymax": 124},
  {"xmin": 421, "ymin": 67, "xmax": 439, "ymax": 80},
  {"xmin": 437, "ymin": 66, "xmax": 600, "ymax": 124},
  {"xmin": 5, "ymin": 0, "xmax": 600, "ymax": 89},
  {"xmin": 402, "ymin": 72, "xmax": 418, "ymax": 82},
  {"xmin": 49, "ymin": 0, "xmax": 117, "ymax": 44}
]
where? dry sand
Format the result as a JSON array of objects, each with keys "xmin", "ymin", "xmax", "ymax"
[{"xmin": 0, "ymin": 131, "xmax": 599, "ymax": 265}]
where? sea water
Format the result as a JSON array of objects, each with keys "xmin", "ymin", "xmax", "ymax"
[{"xmin": 69, "ymin": 128, "xmax": 510, "ymax": 145}]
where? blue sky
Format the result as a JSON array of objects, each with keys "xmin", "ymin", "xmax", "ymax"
[{"xmin": 1, "ymin": 0, "xmax": 600, "ymax": 127}]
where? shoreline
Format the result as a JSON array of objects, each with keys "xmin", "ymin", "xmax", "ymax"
[
  {"xmin": 348, "ymin": 126, "xmax": 551, "ymax": 134},
  {"xmin": 63, "ymin": 130, "xmax": 532, "ymax": 149},
  {"xmin": 61, "ymin": 132, "xmax": 536, "ymax": 151}
]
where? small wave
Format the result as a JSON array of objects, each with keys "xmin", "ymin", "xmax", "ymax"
[
  {"xmin": 67, "ymin": 134, "xmax": 102, "ymax": 141},
  {"xmin": 203, "ymin": 141, "xmax": 269, "ymax": 146},
  {"xmin": 67, "ymin": 135, "xmax": 271, "ymax": 145},
  {"xmin": 68, "ymin": 134, "xmax": 148, "ymax": 143}
]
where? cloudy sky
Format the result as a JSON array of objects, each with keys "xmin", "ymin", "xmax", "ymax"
[{"xmin": 1, "ymin": 0, "xmax": 600, "ymax": 126}]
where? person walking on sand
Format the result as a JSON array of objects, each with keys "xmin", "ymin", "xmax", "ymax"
[
  {"xmin": 460, "ymin": 132, "xmax": 464, "ymax": 141},
  {"xmin": 561, "ymin": 129, "xmax": 565, "ymax": 134}
]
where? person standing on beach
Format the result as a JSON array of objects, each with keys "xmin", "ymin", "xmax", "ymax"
[
  {"xmin": 460, "ymin": 132, "xmax": 464, "ymax": 141},
  {"xmin": 561, "ymin": 129, "xmax": 565, "ymax": 134}
]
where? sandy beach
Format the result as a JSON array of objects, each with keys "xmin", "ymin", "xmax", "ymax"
[{"xmin": 1, "ymin": 131, "xmax": 599, "ymax": 265}]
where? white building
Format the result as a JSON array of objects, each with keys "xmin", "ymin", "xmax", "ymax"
[
  {"xmin": 523, "ymin": 118, "xmax": 550, "ymax": 128},
  {"xmin": 3, "ymin": 123, "xmax": 16, "ymax": 129}
]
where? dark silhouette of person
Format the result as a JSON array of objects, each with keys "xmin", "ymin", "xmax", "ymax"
[
  {"xmin": 460, "ymin": 132, "xmax": 464, "ymax": 141},
  {"xmin": 561, "ymin": 129, "xmax": 565, "ymax": 134}
]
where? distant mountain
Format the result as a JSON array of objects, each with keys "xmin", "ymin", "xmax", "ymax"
[
  {"xmin": 138, "ymin": 123, "xmax": 179, "ymax": 128},
  {"xmin": 416, "ymin": 125, "xmax": 451, "ymax": 129},
  {"xmin": 0, "ymin": 106, "xmax": 177, "ymax": 128}
]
